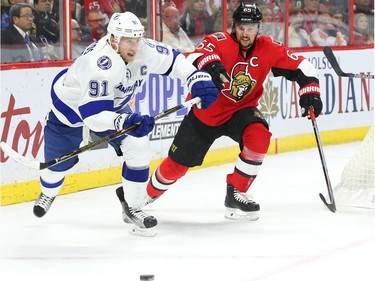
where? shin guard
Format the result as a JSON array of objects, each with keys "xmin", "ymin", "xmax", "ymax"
[
  {"xmin": 147, "ymin": 157, "xmax": 189, "ymax": 198},
  {"xmin": 227, "ymin": 123, "xmax": 271, "ymax": 192}
]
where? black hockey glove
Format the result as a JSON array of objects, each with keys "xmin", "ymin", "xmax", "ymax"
[
  {"xmin": 299, "ymin": 94, "xmax": 322, "ymax": 118},
  {"xmin": 202, "ymin": 62, "xmax": 230, "ymax": 90}
]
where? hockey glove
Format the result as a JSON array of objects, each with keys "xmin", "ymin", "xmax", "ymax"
[
  {"xmin": 187, "ymin": 70, "xmax": 219, "ymax": 109},
  {"xmin": 202, "ymin": 62, "xmax": 230, "ymax": 90},
  {"xmin": 299, "ymin": 94, "xmax": 322, "ymax": 117},
  {"xmin": 115, "ymin": 113, "xmax": 155, "ymax": 137},
  {"xmin": 299, "ymin": 83, "xmax": 322, "ymax": 117}
]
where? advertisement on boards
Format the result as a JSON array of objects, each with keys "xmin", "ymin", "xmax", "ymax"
[{"xmin": 1, "ymin": 49, "xmax": 373, "ymax": 186}]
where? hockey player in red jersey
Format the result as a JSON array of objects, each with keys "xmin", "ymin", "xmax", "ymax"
[{"xmin": 139, "ymin": 2, "xmax": 322, "ymax": 229}]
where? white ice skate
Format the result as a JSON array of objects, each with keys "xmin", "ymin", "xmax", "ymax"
[
  {"xmin": 33, "ymin": 193, "xmax": 56, "ymax": 218},
  {"xmin": 116, "ymin": 187, "xmax": 158, "ymax": 237}
]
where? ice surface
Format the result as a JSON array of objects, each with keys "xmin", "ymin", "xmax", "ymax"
[{"xmin": 1, "ymin": 143, "xmax": 374, "ymax": 281}]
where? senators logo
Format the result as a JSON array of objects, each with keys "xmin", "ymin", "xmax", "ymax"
[{"xmin": 223, "ymin": 63, "xmax": 256, "ymax": 102}]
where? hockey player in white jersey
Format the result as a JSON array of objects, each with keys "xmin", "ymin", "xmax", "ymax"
[{"xmin": 34, "ymin": 12, "xmax": 219, "ymax": 236}]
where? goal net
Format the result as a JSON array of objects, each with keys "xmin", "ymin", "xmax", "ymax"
[{"xmin": 333, "ymin": 125, "xmax": 374, "ymax": 209}]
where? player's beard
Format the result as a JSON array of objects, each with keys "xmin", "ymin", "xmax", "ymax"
[{"xmin": 239, "ymin": 35, "xmax": 255, "ymax": 49}]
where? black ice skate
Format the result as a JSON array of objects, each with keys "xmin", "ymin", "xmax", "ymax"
[
  {"xmin": 224, "ymin": 184, "xmax": 260, "ymax": 221},
  {"xmin": 33, "ymin": 193, "xmax": 56, "ymax": 218},
  {"xmin": 116, "ymin": 187, "xmax": 158, "ymax": 237}
]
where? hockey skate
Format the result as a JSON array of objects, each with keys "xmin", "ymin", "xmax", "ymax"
[
  {"xmin": 224, "ymin": 184, "xmax": 260, "ymax": 221},
  {"xmin": 33, "ymin": 193, "xmax": 56, "ymax": 218},
  {"xmin": 116, "ymin": 187, "xmax": 158, "ymax": 237},
  {"xmin": 144, "ymin": 194, "xmax": 159, "ymax": 206}
]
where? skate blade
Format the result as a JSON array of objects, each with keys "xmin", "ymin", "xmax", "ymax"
[
  {"xmin": 224, "ymin": 208, "xmax": 259, "ymax": 221},
  {"xmin": 128, "ymin": 225, "xmax": 157, "ymax": 237}
]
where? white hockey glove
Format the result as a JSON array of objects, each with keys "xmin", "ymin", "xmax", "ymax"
[{"xmin": 187, "ymin": 70, "xmax": 219, "ymax": 109}]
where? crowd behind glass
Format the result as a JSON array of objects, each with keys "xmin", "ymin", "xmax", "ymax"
[{"xmin": 1, "ymin": 0, "xmax": 374, "ymax": 64}]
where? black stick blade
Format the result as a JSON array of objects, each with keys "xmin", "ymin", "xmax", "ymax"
[
  {"xmin": 319, "ymin": 193, "xmax": 336, "ymax": 213},
  {"xmin": 323, "ymin": 46, "xmax": 346, "ymax": 76},
  {"xmin": 323, "ymin": 46, "xmax": 374, "ymax": 79}
]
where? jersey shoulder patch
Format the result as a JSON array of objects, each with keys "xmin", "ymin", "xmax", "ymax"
[
  {"xmin": 211, "ymin": 32, "xmax": 228, "ymax": 41},
  {"xmin": 97, "ymin": 55, "xmax": 112, "ymax": 70}
]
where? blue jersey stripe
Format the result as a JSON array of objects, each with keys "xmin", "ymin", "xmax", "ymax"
[
  {"xmin": 163, "ymin": 49, "xmax": 180, "ymax": 76},
  {"xmin": 40, "ymin": 177, "xmax": 65, "ymax": 189},
  {"xmin": 51, "ymin": 68, "xmax": 82, "ymax": 125},
  {"xmin": 122, "ymin": 166, "xmax": 149, "ymax": 182},
  {"xmin": 79, "ymin": 99, "xmax": 114, "ymax": 120}
]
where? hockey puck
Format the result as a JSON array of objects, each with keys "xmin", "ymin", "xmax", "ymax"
[{"xmin": 140, "ymin": 274, "xmax": 154, "ymax": 281}]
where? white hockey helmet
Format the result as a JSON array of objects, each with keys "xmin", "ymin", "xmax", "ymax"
[{"xmin": 107, "ymin": 12, "xmax": 144, "ymax": 43}]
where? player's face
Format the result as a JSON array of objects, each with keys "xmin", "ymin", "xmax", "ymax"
[
  {"xmin": 117, "ymin": 37, "xmax": 142, "ymax": 63},
  {"xmin": 235, "ymin": 23, "xmax": 259, "ymax": 49}
]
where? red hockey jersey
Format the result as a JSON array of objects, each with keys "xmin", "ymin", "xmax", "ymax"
[{"xmin": 188, "ymin": 32, "xmax": 319, "ymax": 126}]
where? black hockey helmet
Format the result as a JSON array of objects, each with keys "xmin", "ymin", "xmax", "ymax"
[{"xmin": 232, "ymin": 3, "xmax": 263, "ymax": 24}]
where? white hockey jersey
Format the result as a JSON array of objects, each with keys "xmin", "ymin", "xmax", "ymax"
[{"xmin": 51, "ymin": 36, "xmax": 196, "ymax": 132}]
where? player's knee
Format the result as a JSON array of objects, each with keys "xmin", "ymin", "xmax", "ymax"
[
  {"xmin": 120, "ymin": 136, "xmax": 151, "ymax": 167},
  {"xmin": 242, "ymin": 123, "xmax": 272, "ymax": 153}
]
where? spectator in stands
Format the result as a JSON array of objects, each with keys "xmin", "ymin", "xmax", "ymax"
[
  {"xmin": 301, "ymin": 0, "xmax": 319, "ymax": 35},
  {"xmin": 257, "ymin": 0, "xmax": 284, "ymax": 23},
  {"xmin": 354, "ymin": 0, "xmax": 374, "ymax": 15},
  {"xmin": 259, "ymin": 4, "xmax": 284, "ymax": 42},
  {"xmin": 180, "ymin": 0, "xmax": 216, "ymax": 43},
  {"xmin": 288, "ymin": 7, "xmax": 312, "ymax": 47},
  {"xmin": 162, "ymin": 0, "xmax": 177, "ymax": 13},
  {"xmin": 1, "ymin": 3, "xmax": 43, "ymax": 63},
  {"xmin": 71, "ymin": 0, "xmax": 84, "ymax": 26},
  {"xmin": 206, "ymin": 0, "xmax": 220, "ymax": 17},
  {"xmin": 33, "ymin": 0, "xmax": 59, "ymax": 43},
  {"xmin": 71, "ymin": 18, "xmax": 87, "ymax": 59},
  {"xmin": 139, "ymin": 17, "xmax": 147, "ymax": 34},
  {"xmin": 319, "ymin": 1, "xmax": 350, "ymax": 34},
  {"xmin": 213, "ymin": 0, "xmax": 241, "ymax": 32},
  {"xmin": 82, "ymin": 8, "xmax": 106, "ymax": 42},
  {"xmin": 50, "ymin": 0, "xmax": 59, "ymax": 20},
  {"xmin": 124, "ymin": 0, "xmax": 147, "ymax": 18},
  {"xmin": 1, "ymin": 0, "xmax": 28, "ymax": 29},
  {"xmin": 162, "ymin": 5, "xmax": 195, "ymax": 52},
  {"xmin": 169, "ymin": 0, "xmax": 186, "ymax": 11},
  {"xmin": 354, "ymin": 12, "xmax": 374, "ymax": 45},
  {"xmin": 319, "ymin": 0, "xmax": 340, "ymax": 12},
  {"xmin": 98, "ymin": 0, "xmax": 126, "ymax": 20},
  {"xmin": 82, "ymin": 1, "xmax": 106, "ymax": 25},
  {"xmin": 331, "ymin": 8, "xmax": 349, "ymax": 43},
  {"xmin": 354, "ymin": 0, "xmax": 374, "ymax": 35},
  {"xmin": 310, "ymin": 11, "xmax": 347, "ymax": 46}
]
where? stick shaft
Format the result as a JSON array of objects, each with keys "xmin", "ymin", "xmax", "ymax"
[
  {"xmin": 309, "ymin": 108, "xmax": 336, "ymax": 212},
  {"xmin": 1, "ymin": 97, "xmax": 200, "ymax": 170}
]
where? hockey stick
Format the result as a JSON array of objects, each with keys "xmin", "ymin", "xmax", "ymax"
[
  {"xmin": 309, "ymin": 108, "xmax": 336, "ymax": 213},
  {"xmin": 1, "ymin": 97, "xmax": 201, "ymax": 170},
  {"xmin": 323, "ymin": 46, "xmax": 374, "ymax": 79}
]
